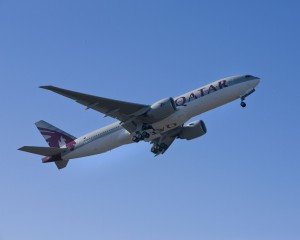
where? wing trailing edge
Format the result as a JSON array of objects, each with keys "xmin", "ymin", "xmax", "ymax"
[{"xmin": 39, "ymin": 85, "xmax": 149, "ymax": 121}]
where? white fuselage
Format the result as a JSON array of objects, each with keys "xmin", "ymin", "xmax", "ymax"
[{"xmin": 61, "ymin": 75, "xmax": 260, "ymax": 160}]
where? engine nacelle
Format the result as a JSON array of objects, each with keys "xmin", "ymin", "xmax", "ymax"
[
  {"xmin": 146, "ymin": 97, "xmax": 177, "ymax": 122},
  {"xmin": 178, "ymin": 120, "xmax": 207, "ymax": 140}
]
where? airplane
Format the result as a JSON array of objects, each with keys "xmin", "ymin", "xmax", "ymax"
[{"xmin": 19, "ymin": 74, "xmax": 260, "ymax": 169}]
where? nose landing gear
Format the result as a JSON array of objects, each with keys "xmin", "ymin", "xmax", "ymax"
[
  {"xmin": 240, "ymin": 88, "xmax": 255, "ymax": 108},
  {"xmin": 240, "ymin": 101, "xmax": 246, "ymax": 108}
]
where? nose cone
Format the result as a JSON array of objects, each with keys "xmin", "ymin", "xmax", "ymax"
[
  {"xmin": 244, "ymin": 75, "xmax": 260, "ymax": 88},
  {"xmin": 251, "ymin": 77, "xmax": 260, "ymax": 88}
]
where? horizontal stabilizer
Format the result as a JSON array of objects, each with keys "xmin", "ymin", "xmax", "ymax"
[{"xmin": 18, "ymin": 146, "xmax": 66, "ymax": 156}]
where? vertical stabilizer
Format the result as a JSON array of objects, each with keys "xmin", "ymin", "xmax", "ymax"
[
  {"xmin": 55, "ymin": 160, "xmax": 69, "ymax": 169},
  {"xmin": 35, "ymin": 120, "xmax": 76, "ymax": 148}
]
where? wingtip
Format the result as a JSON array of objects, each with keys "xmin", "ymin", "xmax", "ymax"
[
  {"xmin": 39, "ymin": 85, "xmax": 54, "ymax": 90},
  {"xmin": 18, "ymin": 146, "xmax": 25, "ymax": 151}
]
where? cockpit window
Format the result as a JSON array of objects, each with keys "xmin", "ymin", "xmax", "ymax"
[{"xmin": 245, "ymin": 75, "xmax": 253, "ymax": 78}]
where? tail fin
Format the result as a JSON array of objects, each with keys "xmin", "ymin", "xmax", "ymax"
[
  {"xmin": 35, "ymin": 120, "xmax": 76, "ymax": 148},
  {"xmin": 55, "ymin": 160, "xmax": 69, "ymax": 169},
  {"xmin": 18, "ymin": 120, "xmax": 75, "ymax": 170}
]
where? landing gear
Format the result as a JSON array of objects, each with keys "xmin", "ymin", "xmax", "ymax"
[
  {"xmin": 240, "ymin": 88, "xmax": 256, "ymax": 108},
  {"xmin": 131, "ymin": 124, "xmax": 153, "ymax": 143},
  {"xmin": 151, "ymin": 143, "xmax": 168, "ymax": 155},
  {"xmin": 132, "ymin": 131, "xmax": 150, "ymax": 143},
  {"xmin": 240, "ymin": 101, "xmax": 246, "ymax": 108},
  {"xmin": 132, "ymin": 136, "xmax": 140, "ymax": 143},
  {"xmin": 160, "ymin": 143, "xmax": 168, "ymax": 150},
  {"xmin": 141, "ymin": 131, "xmax": 150, "ymax": 138},
  {"xmin": 151, "ymin": 145, "xmax": 160, "ymax": 154},
  {"xmin": 142, "ymin": 124, "xmax": 153, "ymax": 131}
]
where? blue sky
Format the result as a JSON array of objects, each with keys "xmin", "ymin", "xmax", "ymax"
[{"xmin": 0, "ymin": 0, "xmax": 299, "ymax": 239}]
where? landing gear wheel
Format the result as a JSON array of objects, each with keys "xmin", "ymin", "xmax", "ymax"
[
  {"xmin": 153, "ymin": 144, "xmax": 162, "ymax": 152},
  {"xmin": 132, "ymin": 136, "xmax": 140, "ymax": 143},
  {"xmin": 141, "ymin": 132, "xmax": 150, "ymax": 139},
  {"xmin": 136, "ymin": 133, "xmax": 142, "ymax": 139},
  {"xmin": 160, "ymin": 143, "xmax": 168, "ymax": 150},
  {"xmin": 240, "ymin": 101, "xmax": 246, "ymax": 108},
  {"xmin": 151, "ymin": 146, "xmax": 159, "ymax": 154}
]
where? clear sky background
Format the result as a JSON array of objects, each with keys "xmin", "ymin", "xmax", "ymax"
[{"xmin": 0, "ymin": 0, "xmax": 299, "ymax": 239}]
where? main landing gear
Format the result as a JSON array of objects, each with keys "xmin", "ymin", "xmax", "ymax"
[
  {"xmin": 151, "ymin": 143, "xmax": 168, "ymax": 155},
  {"xmin": 132, "ymin": 131, "xmax": 150, "ymax": 143},
  {"xmin": 132, "ymin": 124, "xmax": 153, "ymax": 143},
  {"xmin": 240, "ymin": 101, "xmax": 246, "ymax": 108}
]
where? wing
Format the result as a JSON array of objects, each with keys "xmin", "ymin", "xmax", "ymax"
[{"xmin": 40, "ymin": 86, "xmax": 150, "ymax": 132}]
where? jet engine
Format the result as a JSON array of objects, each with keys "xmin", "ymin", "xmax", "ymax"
[
  {"xmin": 178, "ymin": 120, "xmax": 207, "ymax": 140},
  {"xmin": 145, "ymin": 97, "xmax": 177, "ymax": 122}
]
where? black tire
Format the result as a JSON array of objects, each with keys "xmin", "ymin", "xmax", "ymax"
[
  {"xmin": 155, "ymin": 145, "xmax": 163, "ymax": 152},
  {"xmin": 151, "ymin": 146, "xmax": 158, "ymax": 154},
  {"xmin": 160, "ymin": 143, "xmax": 168, "ymax": 150},
  {"xmin": 240, "ymin": 102, "xmax": 246, "ymax": 108},
  {"xmin": 142, "ymin": 132, "xmax": 150, "ymax": 138}
]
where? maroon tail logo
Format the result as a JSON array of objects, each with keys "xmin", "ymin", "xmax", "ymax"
[{"xmin": 38, "ymin": 127, "xmax": 75, "ymax": 148}]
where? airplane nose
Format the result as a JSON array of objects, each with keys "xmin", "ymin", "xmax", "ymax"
[
  {"xmin": 255, "ymin": 77, "xmax": 260, "ymax": 86},
  {"xmin": 251, "ymin": 77, "xmax": 260, "ymax": 88}
]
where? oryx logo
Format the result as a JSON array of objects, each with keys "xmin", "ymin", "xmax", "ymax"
[{"xmin": 38, "ymin": 127, "xmax": 74, "ymax": 148}]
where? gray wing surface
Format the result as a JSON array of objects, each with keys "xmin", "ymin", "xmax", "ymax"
[{"xmin": 40, "ymin": 86, "xmax": 149, "ymax": 127}]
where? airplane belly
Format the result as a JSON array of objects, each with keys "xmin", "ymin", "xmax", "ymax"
[{"xmin": 144, "ymin": 108, "xmax": 190, "ymax": 141}]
